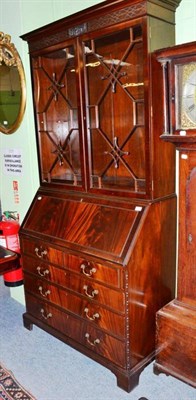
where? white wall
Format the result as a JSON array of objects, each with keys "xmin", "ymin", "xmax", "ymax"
[
  {"xmin": 0, "ymin": 0, "xmax": 104, "ymax": 303},
  {"xmin": 0, "ymin": 0, "xmax": 105, "ymax": 225},
  {"xmin": 176, "ymin": 0, "xmax": 196, "ymax": 44},
  {"xmin": 0, "ymin": 0, "xmax": 195, "ymax": 304}
]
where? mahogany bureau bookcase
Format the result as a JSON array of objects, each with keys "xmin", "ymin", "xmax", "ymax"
[{"xmin": 20, "ymin": 0, "xmax": 181, "ymax": 392}]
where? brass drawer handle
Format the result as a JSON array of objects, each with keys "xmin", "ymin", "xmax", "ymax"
[
  {"xmin": 83, "ymin": 285, "xmax": 99, "ymax": 299},
  {"xmin": 80, "ymin": 263, "xmax": 97, "ymax": 277},
  {"xmin": 40, "ymin": 308, "xmax": 52, "ymax": 320},
  {"xmin": 84, "ymin": 307, "xmax": 100, "ymax": 321},
  {"xmin": 38, "ymin": 286, "xmax": 51, "ymax": 298},
  {"xmin": 35, "ymin": 247, "xmax": 47, "ymax": 259},
  {"xmin": 85, "ymin": 333, "xmax": 100, "ymax": 346},
  {"xmin": 37, "ymin": 266, "xmax": 49, "ymax": 277}
]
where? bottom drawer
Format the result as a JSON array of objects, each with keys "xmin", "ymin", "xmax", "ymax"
[
  {"xmin": 24, "ymin": 273, "xmax": 126, "ymax": 338},
  {"xmin": 25, "ymin": 293, "xmax": 127, "ymax": 368}
]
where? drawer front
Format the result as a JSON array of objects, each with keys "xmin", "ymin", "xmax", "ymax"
[
  {"xmin": 69, "ymin": 316, "xmax": 126, "ymax": 368},
  {"xmin": 22, "ymin": 256, "xmax": 124, "ymax": 312},
  {"xmin": 25, "ymin": 292, "xmax": 70, "ymax": 335},
  {"xmin": 24, "ymin": 273, "xmax": 126, "ymax": 338},
  {"xmin": 21, "ymin": 238, "xmax": 63, "ymax": 266},
  {"xmin": 64, "ymin": 254, "xmax": 122, "ymax": 289},
  {"xmin": 25, "ymin": 293, "xmax": 126, "ymax": 368},
  {"xmin": 68, "ymin": 274, "xmax": 125, "ymax": 313},
  {"xmin": 22, "ymin": 255, "xmax": 68, "ymax": 285},
  {"xmin": 21, "ymin": 237, "xmax": 123, "ymax": 289}
]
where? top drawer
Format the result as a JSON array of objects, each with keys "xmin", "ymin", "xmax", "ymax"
[
  {"xmin": 20, "ymin": 238, "xmax": 63, "ymax": 266},
  {"xmin": 64, "ymin": 255, "xmax": 123, "ymax": 289},
  {"xmin": 20, "ymin": 237, "xmax": 124, "ymax": 289}
]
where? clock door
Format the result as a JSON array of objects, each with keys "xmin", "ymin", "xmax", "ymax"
[
  {"xmin": 83, "ymin": 22, "xmax": 148, "ymax": 197},
  {"xmin": 31, "ymin": 42, "xmax": 84, "ymax": 188},
  {"xmin": 178, "ymin": 150, "xmax": 196, "ymax": 304}
]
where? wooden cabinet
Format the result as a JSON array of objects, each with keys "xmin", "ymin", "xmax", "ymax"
[
  {"xmin": 154, "ymin": 42, "xmax": 196, "ymax": 388},
  {"xmin": 0, "ymin": 246, "xmax": 20, "ymax": 275},
  {"xmin": 20, "ymin": 0, "xmax": 181, "ymax": 392}
]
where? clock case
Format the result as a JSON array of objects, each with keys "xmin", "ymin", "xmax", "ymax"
[
  {"xmin": 19, "ymin": 0, "xmax": 181, "ymax": 392},
  {"xmin": 156, "ymin": 41, "xmax": 196, "ymax": 139},
  {"xmin": 154, "ymin": 41, "xmax": 196, "ymax": 388}
]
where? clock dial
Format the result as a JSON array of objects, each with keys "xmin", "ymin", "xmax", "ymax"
[
  {"xmin": 178, "ymin": 62, "xmax": 196, "ymax": 129},
  {"xmin": 182, "ymin": 67, "xmax": 196, "ymax": 124}
]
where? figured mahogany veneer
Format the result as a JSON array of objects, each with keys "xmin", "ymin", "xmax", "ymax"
[{"xmin": 20, "ymin": 0, "xmax": 181, "ymax": 392}]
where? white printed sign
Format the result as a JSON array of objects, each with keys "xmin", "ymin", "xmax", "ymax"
[{"xmin": 3, "ymin": 148, "xmax": 23, "ymax": 175}]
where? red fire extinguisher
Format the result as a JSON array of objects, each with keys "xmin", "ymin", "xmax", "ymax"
[{"xmin": 0, "ymin": 211, "xmax": 23, "ymax": 287}]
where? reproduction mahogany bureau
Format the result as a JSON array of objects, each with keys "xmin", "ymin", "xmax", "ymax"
[{"xmin": 20, "ymin": 0, "xmax": 181, "ymax": 392}]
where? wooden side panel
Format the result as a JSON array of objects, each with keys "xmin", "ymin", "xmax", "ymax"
[
  {"xmin": 154, "ymin": 300, "xmax": 196, "ymax": 388},
  {"xmin": 127, "ymin": 196, "xmax": 177, "ymax": 367}
]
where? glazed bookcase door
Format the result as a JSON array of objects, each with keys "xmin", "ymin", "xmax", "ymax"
[
  {"xmin": 83, "ymin": 22, "xmax": 147, "ymax": 196},
  {"xmin": 31, "ymin": 42, "xmax": 83, "ymax": 188}
]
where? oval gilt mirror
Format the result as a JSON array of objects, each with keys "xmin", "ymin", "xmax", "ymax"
[{"xmin": 0, "ymin": 31, "xmax": 26, "ymax": 134}]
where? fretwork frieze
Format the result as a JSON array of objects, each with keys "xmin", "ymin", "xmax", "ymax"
[{"xmin": 29, "ymin": 2, "xmax": 146, "ymax": 52}]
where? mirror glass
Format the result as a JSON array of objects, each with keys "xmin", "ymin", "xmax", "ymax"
[{"xmin": 0, "ymin": 31, "xmax": 26, "ymax": 134}]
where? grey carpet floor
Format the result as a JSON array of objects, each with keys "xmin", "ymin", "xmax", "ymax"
[{"xmin": 0, "ymin": 293, "xmax": 195, "ymax": 400}]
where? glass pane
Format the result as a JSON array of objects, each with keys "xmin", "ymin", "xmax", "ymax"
[
  {"xmin": 84, "ymin": 25, "xmax": 145, "ymax": 194},
  {"xmin": 176, "ymin": 62, "xmax": 196, "ymax": 130},
  {"xmin": 32, "ymin": 45, "xmax": 82, "ymax": 186},
  {"xmin": 0, "ymin": 65, "xmax": 21, "ymax": 129}
]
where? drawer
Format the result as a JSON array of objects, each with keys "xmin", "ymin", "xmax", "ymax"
[
  {"xmin": 21, "ymin": 238, "xmax": 63, "ymax": 266},
  {"xmin": 69, "ymin": 315, "xmax": 126, "ymax": 369},
  {"xmin": 22, "ymin": 255, "xmax": 125, "ymax": 312},
  {"xmin": 21, "ymin": 238, "xmax": 123, "ymax": 289},
  {"xmin": 64, "ymin": 254, "xmax": 122, "ymax": 289},
  {"xmin": 25, "ymin": 292, "xmax": 70, "ymax": 335},
  {"xmin": 24, "ymin": 273, "xmax": 126, "ymax": 338},
  {"xmin": 22, "ymin": 255, "xmax": 68, "ymax": 284},
  {"xmin": 25, "ymin": 293, "xmax": 127, "ymax": 368},
  {"xmin": 68, "ymin": 274, "xmax": 125, "ymax": 313}
]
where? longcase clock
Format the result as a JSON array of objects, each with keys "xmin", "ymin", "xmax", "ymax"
[{"xmin": 154, "ymin": 41, "xmax": 196, "ymax": 388}]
